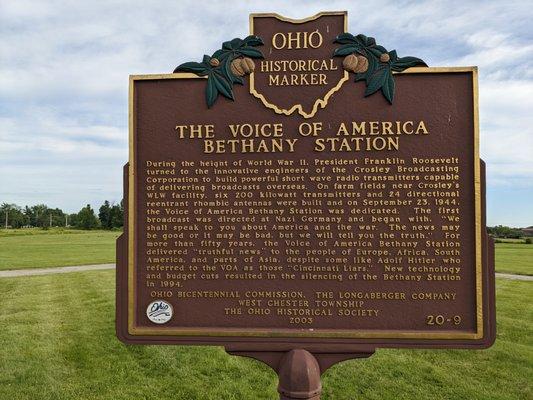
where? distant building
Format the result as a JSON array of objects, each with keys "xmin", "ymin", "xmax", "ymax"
[{"xmin": 521, "ymin": 226, "xmax": 533, "ymax": 236}]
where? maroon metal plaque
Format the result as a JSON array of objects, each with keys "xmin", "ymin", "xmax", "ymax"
[{"xmin": 116, "ymin": 12, "xmax": 495, "ymax": 354}]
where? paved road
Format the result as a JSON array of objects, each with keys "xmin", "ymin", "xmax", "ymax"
[
  {"xmin": 0, "ymin": 264, "xmax": 531, "ymax": 280},
  {"xmin": 495, "ymin": 273, "xmax": 533, "ymax": 281},
  {"xmin": 0, "ymin": 263, "xmax": 115, "ymax": 278}
]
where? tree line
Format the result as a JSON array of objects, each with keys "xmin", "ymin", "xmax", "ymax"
[
  {"xmin": 1, "ymin": 201, "xmax": 123, "ymax": 230},
  {"xmin": 1, "ymin": 202, "xmax": 529, "ymax": 236},
  {"xmin": 487, "ymin": 225, "xmax": 528, "ymax": 239}
]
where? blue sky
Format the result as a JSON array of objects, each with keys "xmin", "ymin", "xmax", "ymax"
[{"xmin": 0, "ymin": 0, "xmax": 532, "ymax": 227}]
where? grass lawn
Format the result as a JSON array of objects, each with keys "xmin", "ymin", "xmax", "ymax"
[
  {"xmin": 0, "ymin": 271, "xmax": 530, "ymax": 400},
  {"xmin": 495, "ymin": 243, "xmax": 533, "ymax": 276},
  {"xmin": 0, "ymin": 228, "xmax": 121, "ymax": 270},
  {"xmin": 1, "ymin": 229, "xmax": 532, "ymax": 276},
  {"xmin": 494, "ymin": 238, "xmax": 529, "ymax": 244}
]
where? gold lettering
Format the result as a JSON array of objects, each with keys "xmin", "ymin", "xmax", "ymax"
[
  {"xmin": 416, "ymin": 120, "xmax": 429, "ymax": 134},
  {"xmin": 271, "ymin": 30, "xmax": 323, "ymax": 50}
]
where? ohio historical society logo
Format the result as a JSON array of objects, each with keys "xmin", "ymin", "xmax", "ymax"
[{"xmin": 146, "ymin": 300, "xmax": 173, "ymax": 324}]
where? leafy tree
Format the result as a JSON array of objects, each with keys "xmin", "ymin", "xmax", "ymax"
[
  {"xmin": 68, "ymin": 213, "xmax": 79, "ymax": 227},
  {"xmin": 76, "ymin": 204, "xmax": 99, "ymax": 230},
  {"xmin": 487, "ymin": 225, "xmax": 523, "ymax": 239},
  {"xmin": 2, "ymin": 202, "xmax": 124, "ymax": 230},
  {"xmin": 21, "ymin": 204, "xmax": 66, "ymax": 228},
  {"xmin": 50, "ymin": 207, "xmax": 66, "ymax": 227},
  {"xmin": 1, "ymin": 203, "xmax": 27, "ymax": 228},
  {"xmin": 98, "ymin": 200, "xmax": 123, "ymax": 229},
  {"xmin": 99, "ymin": 201, "xmax": 112, "ymax": 229},
  {"xmin": 110, "ymin": 200, "xmax": 124, "ymax": 229},
  {"xmin": 24, "ymin": 204, "xmax": 49, "ymax": 227}
]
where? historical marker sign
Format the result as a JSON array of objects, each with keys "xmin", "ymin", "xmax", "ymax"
[{"xmin": 117, "ymin": 11, "xmax": 494, "ymax": 368}]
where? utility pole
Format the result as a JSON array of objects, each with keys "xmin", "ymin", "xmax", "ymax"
[
  {"xmin": 65, "ymin": 214, "xmax": 68, "ymax": 227},
  {"xmin": 50, "ymin": 213, "xmax": 52, "ymax": 228},
  {"xmin": 4, "ymin": 210, "xmax": 7, "ymax": 229}
]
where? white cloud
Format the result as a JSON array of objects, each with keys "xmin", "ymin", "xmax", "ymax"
[
  {"xmin": 0, "ymin": 0, "xmax": 532, "ymax": 222},
  {"xmin": 478, "ymin": 80, "xmax": 533, "ymax": 187}
]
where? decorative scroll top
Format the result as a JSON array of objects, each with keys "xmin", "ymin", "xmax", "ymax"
[
  {"xmin": 173, "ymin": 12, "xmax": 427, "ymax": 110},
  {"xmin": 174, "ymin": 36, "xmax": 264, "ymax": 108},
  {"xmin": 333, "ymin": 33, "xmax": 427, "ymax": 103}
]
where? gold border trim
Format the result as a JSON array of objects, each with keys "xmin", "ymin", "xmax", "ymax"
[
  {"xmin": 473, "ymin": 66, "xmax": 483, "ymax": 339},
  {"xmin": 128, "ymin": 67, "xmax": 483, "ymax": 340},
  {"xmin": 129, "ymin": 327, "xmax": 478, "ymax": 339},
  {"xmin": 249, "ymin": 11, "xmax": 348, "ymax": 26},
  {"xmin": 249, "ymin": 12, "xmax": 349, "ymax": 119},
  {"xmin": 128, "ymin": 73, "xmax": 204, "ymax": 336},
  {"xmin": 130, "ymin": 73, "xmax": 206, "ymax": 80}
]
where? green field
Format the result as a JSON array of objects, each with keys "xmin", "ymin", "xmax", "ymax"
[
  {"xmin": 0, "ymin": 230, "xmax": 531, "ymax": 398},
  {"xmin": 0, "ymin": 271, "xmax": 530, "ymax": 400},
  {"xmin": 494, "ymin": 238, "xmax": 530, "ymax": 243},
  {"xmin": 495, "ymin": 243, "xmax": 533, "ymax": 276},
  {"xmin": 0, "ymin": 229, "xmax": 121, "ymax": 270},
  {"xmin": 0, "ymin": 229, "xmax": 532, "ymax": 276}
]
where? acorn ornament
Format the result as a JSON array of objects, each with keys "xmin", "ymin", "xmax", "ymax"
[
  {"xmin": 380, "ymin": 53, "xmax": 390, "ymax": 63},
  {"xmin": 354, "ymin": 56, "xmax": 368, "ymax": 73},
  {"xmin": 342, "ymin": 54, "xmax": 369, "ymax": 73},
  {"xmin": 230, "ymin": 57, "xmax": 255, "ymax": 77},
  {"xmin": 209, "ymin": 58, "xmax": 220, "ymax": 67}
]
